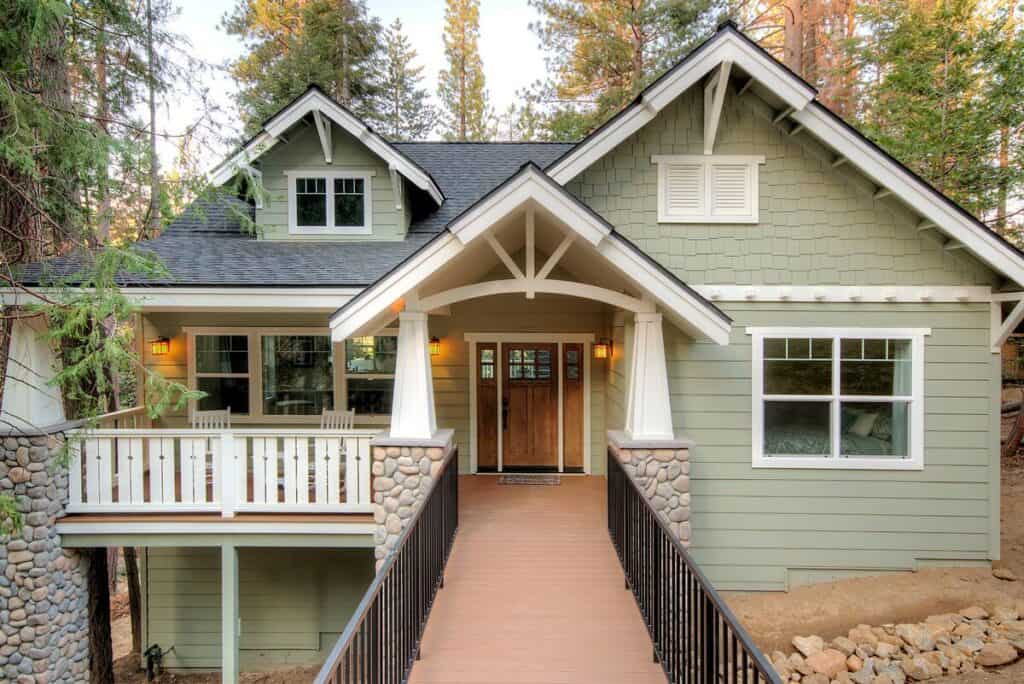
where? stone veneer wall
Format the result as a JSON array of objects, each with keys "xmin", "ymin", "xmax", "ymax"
[
  {"xmin": 371, "ymin": 435, "xmax": 454, "ymax": 571},
  {"xmin": 0, "ymin": 429, "xmax": 90, "ymax": 683},
  {"xmin": 609, "ymin": 439, "xmax": 692, "ymax": 548}
]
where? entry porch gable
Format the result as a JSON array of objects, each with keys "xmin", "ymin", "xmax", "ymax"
[{"xmin": 328, "ymin": 164, "xmax": 730, "ymax": 445}]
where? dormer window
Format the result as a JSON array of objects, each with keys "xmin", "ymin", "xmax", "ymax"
[{"xmin": 287, "ymin": 169, "xmax": 374, "ymax": 235}]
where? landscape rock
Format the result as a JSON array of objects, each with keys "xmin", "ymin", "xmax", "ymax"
[
  {"xmin": 974, "ymin": 641, "xmax": 1018, "ymax": 667},
  {"xmin": 900, "ymin": 655, "xmax": 942, "ymax": 680},
  {"xmin": 794, "ymin": 635, "xmax": 826, "ymax": 658},
  {"xmin": 806, "ymin": 648, "xmax": 846, "ymax": 678},
  {"xmin": 960, "ymin": 606, "xmax": 989, "ymax": 620},
  {"xmin": 993, "ymin": 567, "xmax": 1018, "ymax": 582}
]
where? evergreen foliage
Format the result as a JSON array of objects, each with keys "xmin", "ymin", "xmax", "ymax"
[
  {"xmin": 381, "ymin": 19, "xmax": 437, "ymax": 141},
  {"xmin": 438, "ymin": 0, "xmax": 494, "ymax": 141},
  {"xmin": 222, "ymin": 0, "xmax": 385, "ymax": 134}
]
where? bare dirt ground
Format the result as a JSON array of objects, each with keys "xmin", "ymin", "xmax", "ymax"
[{"xmin": 724, "ymin": 455, "xmax": 1024, "ymax": 682}]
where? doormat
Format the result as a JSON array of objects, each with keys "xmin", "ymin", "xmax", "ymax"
[{"xmin": 497, "ymin": 474, "xmax": 561, "ymax": 486}]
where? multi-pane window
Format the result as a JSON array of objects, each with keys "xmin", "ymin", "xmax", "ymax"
[
  {"xmin": 194, "ymin": 335, "xmax": 251, "ymax": 414},
  {"xmin": 345, "ymin": 336, "xmax": 397, "ymax": 416},
  {"xmin": 295, "ymin": 178, "xmax": 327, "ymax": 227},
  {"xmin": 334, "ymin": 178, "xmax": 365, "ymax": 226},
  {"xmin": 508, "ymin": 348, "xmax": 552, "ymax": 380},
  {"xmin": 261, "ymin": 335, "xmax": 334, "ymax": 416},
  {"xmin": 751, "ymin": 328, "xmax": 926, "ymax": 469},
  {"xmin": 288, "ymin": 171, "xmax": 372, "ymax": 234}
]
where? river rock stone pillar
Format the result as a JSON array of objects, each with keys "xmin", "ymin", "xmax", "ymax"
[
  {"xmin": 0, "ymin": 425, "xmax": 90, "ymax": 683},
  {"xmin": 370, "ymin": 429, "xmax": 455, "ymax": 571},
  {"xmin": 608, "ymin": 430, "xmax": 692, "ymax": 548}
]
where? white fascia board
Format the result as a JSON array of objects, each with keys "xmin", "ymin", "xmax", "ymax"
[
  {"xmin": 209, "ymin": 132, "xmax": 279, "ymax": 186},
  {"xmin": 263, "ymin": 90, "xmax": 444, "ymax": 206},
  {"xmin": 792, "ymin": 105, "xmax": 1024, "ymax": 287},
  {"xmin": 597, "ymin": 236, "xmax": 732, "ymax": 345},
  {"xmin": 0, "ymin": 287, "xmax": 360, "ymax": 312},
  {"xmin": 548, "ymin": 32, "xmax": 815, "ymax": 185},
  {"xmin": 329, "ymin": 233, "xmax": 464, "ymax": 341},
  {"xmin": 449, "ymin": 167, "xmax": 611, "ymax": 247}
]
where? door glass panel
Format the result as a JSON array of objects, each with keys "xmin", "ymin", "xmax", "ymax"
[
  {"xmin": 537, "ymin": 365, "xmax": 551, "ymax": 379},
  {"xmin": 481, "ymin": 364, "xmax": 494, "ymax": 379},
  {"xmin": 481, "ymin": 349, "xmax": 494, "ymax": 363},
  {"xmin": 509, "ymin": 364, "xmax": 522, "ymax": 379},
  {"xmin": 524, "ymin": 365, "xmax": 536, "ymax": 379},
  {"xmin": 524, "ymin": 350, "xmax": 536, "ymax": 363},
  {"xmin": 510, "ymin": 349, "xmax": 521, "ymax": 362},
  {"xmin": 567, "ymin": 365, "xmax": 579, "ymax": 380}
]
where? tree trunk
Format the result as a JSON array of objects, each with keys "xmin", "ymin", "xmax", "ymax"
[
  {"xmin": 106, "ymin": 547, "xmax": 118, "ymax": 594},
  {"xmin": 124, "ymin": 547, "xmax": 144, "ymax": 658},
  {"xmin": 96, "ymin": 17, "xmax": 111, "ymax": 244},
  {"xmin": 784, "ymin": 0, "xmax": 803, "ymax": 75},
  {"xmin": 146, "ymin": 0, "xmax": 160, "ymax": 239},
  {"xmin": 88, "ymin": 548, "xmax": 115, "ymax": 684}
]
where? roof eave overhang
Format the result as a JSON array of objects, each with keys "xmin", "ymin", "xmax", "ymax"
[{"xmin": 209, "ymin": 89, "xmax": 444, "ymax": 206}]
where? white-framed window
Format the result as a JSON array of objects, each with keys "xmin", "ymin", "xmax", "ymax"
[
  {"xmin": 652, "ymin": 155, "xmax": 764, "ymax": 224},
  {"xmin": 749, "ymin": 327, "xmax": 929, "ymax": 470},
  {"xmin": 286, "ymin": 169, "xmax": 374, "ymax": 235}
]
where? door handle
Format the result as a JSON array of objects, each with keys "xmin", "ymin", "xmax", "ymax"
[{"xmin": 502, "ymin": 398, "xmax": 509, "ymax": 431}]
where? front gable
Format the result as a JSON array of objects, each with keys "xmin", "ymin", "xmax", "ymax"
[
  {"xmin": 567, "ymin": 86, "xmax": 999, "ymax": 288},
  {"xmin": 551, "ymin": 22, "xmax": 1023, "ymax": 293}
]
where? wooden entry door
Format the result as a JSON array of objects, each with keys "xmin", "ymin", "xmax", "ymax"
[{"xmin": 502, "ymin": 343, "xmax": 558, "ymax": 469}]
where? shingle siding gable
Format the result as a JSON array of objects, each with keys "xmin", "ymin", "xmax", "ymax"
[{"xmin": 568, "ymin": 87, "xmax": 998, "ymax": 288}]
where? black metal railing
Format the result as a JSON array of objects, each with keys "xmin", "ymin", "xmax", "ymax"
[
  {"xmin": 314, "ymin": 449, "xmax": 459, "ymax": 684},
  {"xmin": 608, "ymin": 450, "xmax": 781, "ymax": 684}
]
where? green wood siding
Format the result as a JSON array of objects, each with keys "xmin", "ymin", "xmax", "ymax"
[
  {"xmin": 568, "ymin": 87, "xmax": 998, "ymax": 288},
  {"xmin": 671, "ymin": 302, "xmax": 997, "ymax": 590},
  {"xmin": 143, "ymin": 547, "xmax": 374, "ymax": 671},
  {"xmin": 255, "ymin": 124, "xmax": 405, "ymax": 241}
]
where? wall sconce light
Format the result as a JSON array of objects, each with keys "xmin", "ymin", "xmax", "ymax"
[
  {"xmin": 429, "ymin": 336, "xmax": 441, "ymax": 357},
  {"xmin": 150, "ymin": 337, "xmax": 170, "ymax": 356},
  {"xmin": 593, "ymin": 339, "xmax": 611, "ymax": 360}
]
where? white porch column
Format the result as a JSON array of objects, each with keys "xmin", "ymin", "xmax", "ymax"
[
  {"xmin": 389, "ymin": 310, "xmax": 438, "ymax": 440},
  {"xmin": 624, "ymin": 312, "xmax": 675, "ymax": 441}
]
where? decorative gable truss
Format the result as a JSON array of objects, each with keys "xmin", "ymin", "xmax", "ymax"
[
  {"xmin": 210, "ymin": 87, "xmax": 444, "ymax": 208},
  {"xmin": 545, "ymin": 21, "xmax": 1024, "ymax": 353}
]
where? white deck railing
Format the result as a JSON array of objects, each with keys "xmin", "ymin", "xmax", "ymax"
[{"xmin": 66, "ymin": 429, "xmax": 378, "ymax": 515}]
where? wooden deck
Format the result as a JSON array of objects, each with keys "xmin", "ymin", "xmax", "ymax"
[{"xmin": 409, "ymin": 475, "xmax": 664, "ymax": 684}]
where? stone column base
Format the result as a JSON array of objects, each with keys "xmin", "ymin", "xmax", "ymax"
[
  {"xmin": 370, "ymin": 430, "xmax": 455, "ymax": 571},
  {"xmin": 0, "ymin": 429, "xmax": 90, "ymax": 683},
  {"xmin": 608, "ymin": 430, "xmax": 692, "ymax": 547}
]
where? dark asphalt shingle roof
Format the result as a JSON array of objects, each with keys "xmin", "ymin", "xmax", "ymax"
[{"xmin": 19, "ymin": 142, "xmax": 575, "ymax": 288}]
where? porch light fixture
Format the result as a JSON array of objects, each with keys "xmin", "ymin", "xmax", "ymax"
[
  {"xmin": 429, "ymin": 336, "xmax": 441, "ymax": 357},
  {"xmin": 150, "ymin": 337, "xmax": 170, "ymax": 356},
  {"xmin": 593, "ymin": 339, "xmax": 611, "ymax": 360}
]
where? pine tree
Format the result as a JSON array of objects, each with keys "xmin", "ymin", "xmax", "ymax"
[
  {"xmin": 853, "ymin": 0, "xmax": 1024, "ymax": 225},
  {"xmin": 223, "ymin": 0, "xmax": 384, "ymax": 133},
  {"xmin": 525, "ymin": 0, "xmax": 720, "ymax": 139},
  {"xmin": 438, "ymin": 0, "xmax": 493, "ymax": 141},
  {"xmin": 380, "ymin": 19, "xmax": 437, "ymax": 140}
]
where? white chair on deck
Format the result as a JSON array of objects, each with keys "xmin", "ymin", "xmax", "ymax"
[
  {"xmin": 320, "ymin": 409, "xmax": 355, "ymax": 430},
  {"xmin": 191, "ymin": 408, "xmax": 231, "ymax": 491},
  {"xmin": 191, "ymin": 407, "xmax": 231, "ymax": 430}
]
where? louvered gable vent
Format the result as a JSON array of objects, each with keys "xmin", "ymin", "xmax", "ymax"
[{"xmin": 654, "ymin": 155, "xmax": 764, "ymax": 223}]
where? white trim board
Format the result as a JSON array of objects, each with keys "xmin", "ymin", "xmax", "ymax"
[
  {"xmin": 694, "ymin": 285, "xmax": 992, "ymax": 303},
  {"xmin": 466, "ymin": 332, "xmax": 594, "ymax": 475},
  {"xmin": 56, "ymin": 521, "xmax": 377, "ymax": 536},
  {"xmin": 0, "ymin": 287, "xmax": 361, "ymax": 312}
]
